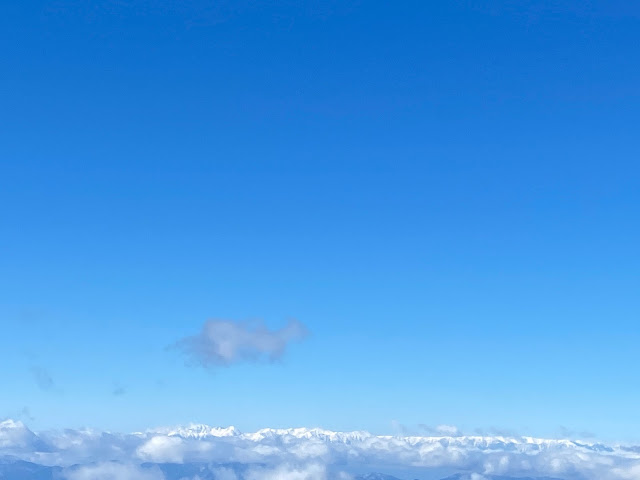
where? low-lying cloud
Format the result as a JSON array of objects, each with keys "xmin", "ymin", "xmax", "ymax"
[
  {"xmin": 64, "ymin": 463, "xmax": 165, "ymax": 480},
  {"xmin": 174, "ymin": 319, "xmax": 308, "ymax": 368},
  {"xmin": 2, "ymin": 420, "xmax": 640, "ymax": 479}
]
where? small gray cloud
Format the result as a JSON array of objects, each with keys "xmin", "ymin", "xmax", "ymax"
[
  {"xmin": 390, "ymin": 420, "xmax": 417, "ymax": 436},
  {"xmin": 112, "ymin": 386, "xmax": 127, "ymax": 396},
  {"xmin": 30, "ymin": 366, "xmax": 54, "ymax": 391},
  {"xmin": 173, "ymin": 319, "xmax": 308, "ymax": 368},
  {"xmin": 2, "ymin": 407, "xmax": 34, "ymax": 423},
  {"xmin": 18, "ymin": 407, "xmax": 34, "ymax": 421}
]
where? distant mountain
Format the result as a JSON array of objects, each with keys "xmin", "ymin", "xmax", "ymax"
[
  {"xmin": 0, "ymin": 459, "xmax": 61, "ymax": 479},
  {"xmin": 356, "ymin": 473, "xmax": 405, "ymax": 480},
  {"xmin": 151, "ymin": 461, "xmax": 262, "ymax": 480},
  {"xmin": 440, "ymin": 475, "xmax": 568, "ymax": 480},
  {"xmin": 0, "ymin": 460, "xmax": 579, "ymax": 480},
  {"xmin": 358, "ymin": 473, "xmax": 569, "ymax": 480}
]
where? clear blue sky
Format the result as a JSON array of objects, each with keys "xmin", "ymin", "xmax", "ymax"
[{"xmin": 1, "ymin": 1, "xmax": 639, "ymax": 442}]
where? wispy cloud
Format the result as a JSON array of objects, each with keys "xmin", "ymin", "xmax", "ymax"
[
  {"xmin": 558, "ymin": 425, "xmax": 596, "ymax": 439},
  {"xmin": 113, "ymin": 386, "xmax": 127, "ymax": 396},
  {"xmin": 29, "ymin": 366, "xmax": 55, "ymax": 391},
  {"xmin": 17, "ymin": 406, "xmax": 34, "ymax": 422},
  {"xmin": 472, "ymin": 426, "xmax": 521, "ymax": 437},
  {"xmin": 173, "ymin": 319, "xmax": 308, "ymax": 368},
  {"xmin": 1, "ymin": 407, "xmax": 34, "ymax": 423},
  {"xmin": 418, "ymin": 424, "xmax": 461, "ymax": 436}
]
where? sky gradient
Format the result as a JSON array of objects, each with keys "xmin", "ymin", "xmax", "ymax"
[{"xmin": 1, "ymin": 1, "xmax": 639, "ymax": 443}]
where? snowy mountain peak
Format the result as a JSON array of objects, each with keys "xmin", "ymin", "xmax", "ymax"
[
  {"xmin": 145, "ymin": 424, "xmax": 602, "ymax": 451},
  {"xmin": 152, "ymin": 424, "xmax": 241, "ymax": 438}
]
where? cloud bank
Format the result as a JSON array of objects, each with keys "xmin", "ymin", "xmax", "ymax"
[
  {"xmin": 1, "ymin": 420, "xmax": 640, "ymax": 480},
  {"xmin": 174, "ymin": 319, "xmax": 308, "ymax": 368}
]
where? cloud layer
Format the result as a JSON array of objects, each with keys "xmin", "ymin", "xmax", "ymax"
[
  {"xmin": 1, "ymin": 420, "xmax": 640, "ymax": 480},
  {"xmin": 174, "ymin": 319, "xmax": 308, "ymax": 368}
]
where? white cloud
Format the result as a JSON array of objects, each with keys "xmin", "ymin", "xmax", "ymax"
[
  {"xmin": 0, "ymin": 419, "xmax": 44, "ymax": 451},
  {"xmin": 64, "ymin": 462, "xmax": 165, "ymax": 480},
  {"xmin": 453, "ymin": 475, "xmax": 488, "ymax": 480},
  {"xmin": 174, "ymin": 319, "xmax": 308, "ymax": 368},
  {"xmin": 210, "ymin": 466, "xmax": 241, "ymax": 480},
  {"xmin": 613, "ymin": 463, "xmax": 640, "ymax": 479},
  {"xmin": 137, "ymin": 435, "xmax": 186, "ymax": 463}
]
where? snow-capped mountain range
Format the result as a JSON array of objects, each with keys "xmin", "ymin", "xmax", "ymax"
[
  {"xmin": 1, "ymin": 419, "xmax": 639, "ymax": 480},
  {"xmin": 148, "ymin": 422, "xmax": 610, "ymax": 450}
]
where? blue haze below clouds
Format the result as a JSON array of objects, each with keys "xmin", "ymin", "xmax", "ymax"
[{"xmin": 1, "ymin": 1, "xmax": 639, "ymax": 442}]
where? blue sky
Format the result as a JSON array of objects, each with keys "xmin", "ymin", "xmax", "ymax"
[{"xmin": 1, "ymin": 1, "xmax": 639, "ymax": 443}]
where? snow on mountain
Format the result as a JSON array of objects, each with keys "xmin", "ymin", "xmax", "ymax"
[
  {"xmin": 152, "ymin": 424, "xmax": 241, "ymax": 439},
  {"xmin": 244, "ymin": 427, "xmax": 374, "ymax": 443},
  {"xmin": 144, "ymin": 425, "xmax": 602, "ymax": 452}
]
